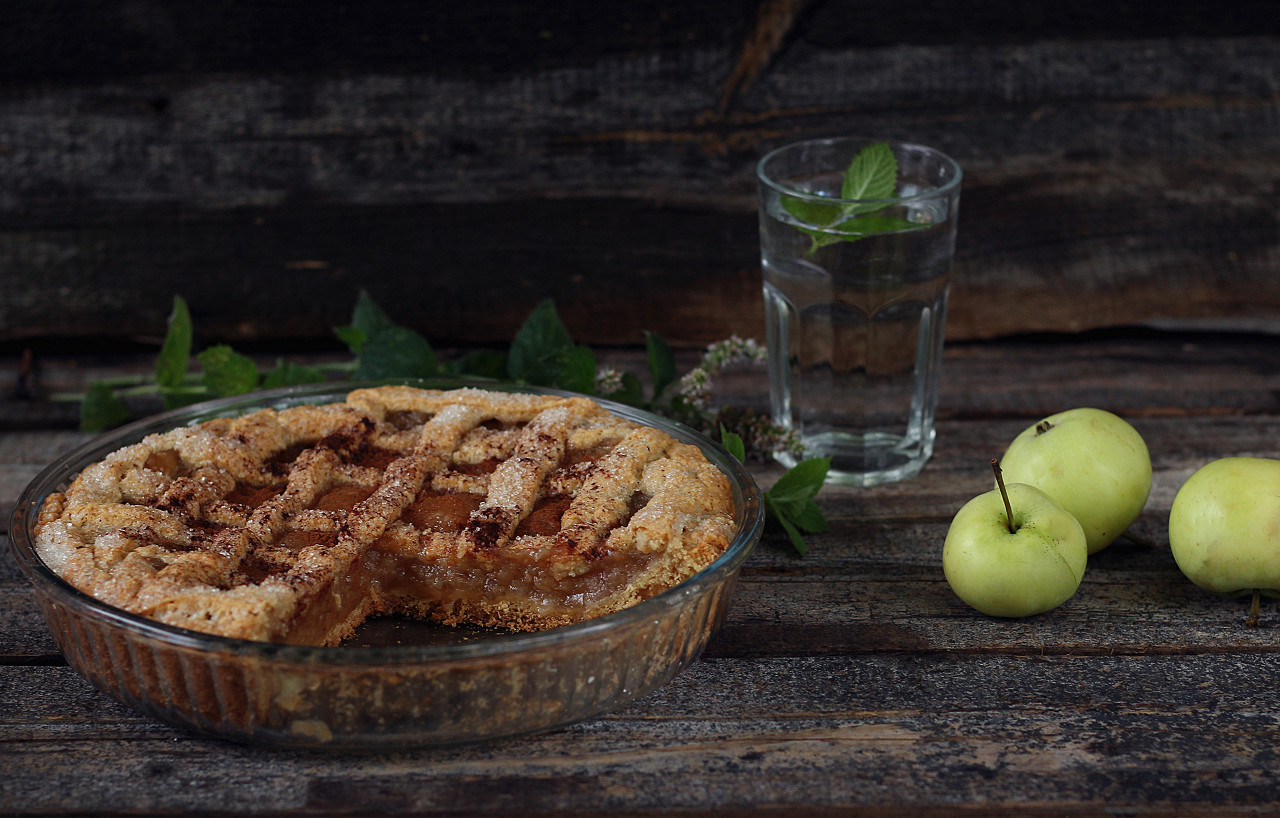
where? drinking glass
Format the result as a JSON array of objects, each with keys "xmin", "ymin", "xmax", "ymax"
[{"xmin": 757, "ymin": 137, "xmax": 962, "ymax": 486}]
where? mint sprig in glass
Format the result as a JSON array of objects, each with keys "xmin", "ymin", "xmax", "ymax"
[
  {"xmin": 779, "ymin": 142, "xmax": 929, "ymax": 254},
  {"xmin": 757, "ymin": 137, "xmax": 963, "ymax": 487}
]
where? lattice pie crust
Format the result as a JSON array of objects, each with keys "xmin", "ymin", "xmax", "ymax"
[{"xmin": 33, "ymin": 386, "xmax": 736, "ymax": 644}]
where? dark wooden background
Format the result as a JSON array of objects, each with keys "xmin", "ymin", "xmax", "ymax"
[{"xmin": 2, "ymin": 0, "xmax": 1278, "ymax": 351}]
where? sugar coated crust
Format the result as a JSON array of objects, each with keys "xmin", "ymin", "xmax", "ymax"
[{"xmin": 34, "ymin": 386, "xmax": 736, "ymax": 644}]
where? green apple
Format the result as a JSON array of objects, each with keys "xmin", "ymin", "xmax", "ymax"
[
  {"xmin": 1168, "ymin": 456, "xmax": 1280, "ymax": 597},
  {"xmin": 999, "ymin": 408, "xmax": 1151, "ymax": 554},
  {"xmin": 943, "ymin": 469, "xmax": 1089, "ymax": 618}
]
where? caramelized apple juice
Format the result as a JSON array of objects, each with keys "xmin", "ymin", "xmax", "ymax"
[{"xmin": 760, "ymin": 171, "xmax": 957, "ymax": 485}]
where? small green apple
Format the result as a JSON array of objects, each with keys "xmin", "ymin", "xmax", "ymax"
[
  {"xmin": 999, "ymin": 407, "xmax": 1151, "ymax": 554},
  {"xmin": 944, "ymin": 462, "xmax": 1089, "ymax": 618},
  {"xmin": 1168, "ymin": 456, "xmax": 1280, "ymax": 599}
]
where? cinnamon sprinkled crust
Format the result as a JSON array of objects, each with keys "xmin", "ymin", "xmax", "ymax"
[{"xmin": 33, "ymin": 386, "xmax": 736, "ymax": 644}]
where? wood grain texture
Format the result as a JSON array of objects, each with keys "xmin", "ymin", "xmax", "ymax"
[
  {"xmin": 1, "ymin": 2, "xmax": 1277, "ymax": 346},
  {"xmin": 3, "ymin": 327, "xmax": 1279, "ymax": 428},
  {"xmin": 3, "ymin": 336, "xmax": 1280, "ymax": 814},
  {"xmin": 5, "ymin": 655, "xmax": 1280, "ymax": 815}
]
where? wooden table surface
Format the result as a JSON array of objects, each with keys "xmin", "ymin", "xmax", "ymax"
[{"xmin": 3, "ymin": 332, "xmax": 1280, "ymax": 816}]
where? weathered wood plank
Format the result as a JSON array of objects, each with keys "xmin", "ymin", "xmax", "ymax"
[
  {"xmin": 0, "ymin": 430, "xmax": 94, "ymax": 464},
  {"xmin": 0, "ymin": 465, "xmax": 44, "ymax": 526},
  {"xmin": 0, "ymin": 587, "xmax": 58, "ymax": 661},
  {"xmin": 4, "ymin": 331, "xmax": 1280, "ymax": 430},
  {"xmin": 3, "ymin": 331, "xmax": 1280, "ymax": 814},
  {"xmin": 4, "ymin": 157, "xmax": 1278, "ymax": 346},
  {"xmin": 0, "ymin": 537, "xmax": 20, "ymax": 583},
  {"xmin": 1, "ymin": 30, "xmax": 1277, "ymax": 344},
  {"xmin": 0, "ymin": 0, "xmax": 758, "ymax": 81},
  {"xmin": 4, "ymin": 1, "xmax": 1275, "ymax": 84},
  {"xmin": 4, "ymin": 653, "xmax": 1280, "ymax": 815},
  {"xmin": 4, "ymin": 36, "xmax": 1276, "ymax": 207}
]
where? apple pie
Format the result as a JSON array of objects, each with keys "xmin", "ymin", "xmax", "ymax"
[{"xmin": 33, "ymin": 385, "xmax": 737, "ymax": 644}]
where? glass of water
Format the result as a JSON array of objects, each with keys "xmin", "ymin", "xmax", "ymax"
[{"xmin": 757, "ymin": 137, "xmax": 962, "ymax": 486}]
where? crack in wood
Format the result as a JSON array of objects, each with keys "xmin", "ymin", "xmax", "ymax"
[{"xmin": 716, "ymin": 0, "xmax": 812, "ymax": 119}]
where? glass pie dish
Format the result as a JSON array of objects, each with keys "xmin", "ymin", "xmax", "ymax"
[{"xmin": 9, "ymin": 380, "xmax": 764, "ymax": 750}]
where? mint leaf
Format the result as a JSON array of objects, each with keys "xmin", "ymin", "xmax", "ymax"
[
  {"xmin": 449, "ymin": 350, "xmax": 508, "ymax": 380},
  {"xmin": 721, "ymin": 424, "xmax": 828, "ymax": 556},
  {"xmin": 769, "ymin": 492, "xmax": 828, "ymax": 539},
  {"xmin": 841, "ymin": 141, "xmax": 897, "ymax": 201},
  {"xmin": 353, "ymin": 325, "xmax": 439, "ymax": 380},
  {"xmin": 782, "ymin": 142, "xmax": 926, "ymax": 256},
  {"xmin": 334, "ymin": 324, "xmax": 366, "ymax": 354},
  {"xmin": 80, "ymin": 382, "xmax": 131, "ymax": 433},
  {"xmin": 788, "ymin": 500, "xmax": 829, "ymax": 534},
  {"xmin": 508, "ymin": 299, "xmax": 573, "ymax": 382},
  {"xmin": 768, "ymin": 456, "xmax": 831, "ymax": 505},
  {"xmin": 155, "ymin": 296, "xmax": 192, "ymax": 390},
  {"xmin": 159, "ymin": 385, "xmax": 212, "ymax": 411},
  {"xmin": 262, "ymin": 360, "xmax": 326, "ymax": 389},
  {"xmin": 646, "ymin": 331, "xmax": 677, "ymax": 404},
  {"xmin": 781, "ymin": 195, "xmax": 845, "ymax": 228},
  {"xmin": 553, "ymin": 344, "xmax": 597, "ymax": 394},
  {"xmin": 603, "ymin": 371, "xmax": 645, "ymax": 407},
  {"xmin": 198, "ymin": 345, "xmax": 260, "ymax": 397},
  {"xmin": 797, "ymin": 215, "xmax": 925, "ymax": 252},
  {"xmin": 720, "ymin": 426, "xmax": 746, "ymax": 463},
  {"xmin": 795, "ymin": 225, "xmax": 849, "ymax": 252},
  {"xmin": 508, "ymin": 299, "xmax": 591, "ymax": 388},
  {"xmin": 827, "ymin": 214, "xmax": 925, "ymax": 237},
  {"xmin": 335, "ymin": 290, "xmax": 439, "ymax": 380},
  {"xmin": 336, "ymin": 289, "xmax": 398, "ymax": 355},
  {"xmin": 763, "ymin": 456, "xmax": 830, "ymax": 555},
  {"xmin": 150, "ymin": 297, "xmax": 210, "ymax": 410},
  {"xmin": 351, "ymin": 289, "xmax": 398, "ymax": 342},
  {"xmin": 763, "ymin": 494, "xmax": 808, "ymax": 557}
]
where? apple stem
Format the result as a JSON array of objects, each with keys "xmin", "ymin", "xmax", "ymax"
[
  {"xmin": 991, "ymin": 458, "xmax": 1016, "ymax": 533},
  {"xmin": 1247, "ymin": 589, "xmax": 1261, "ymax": 628}
]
